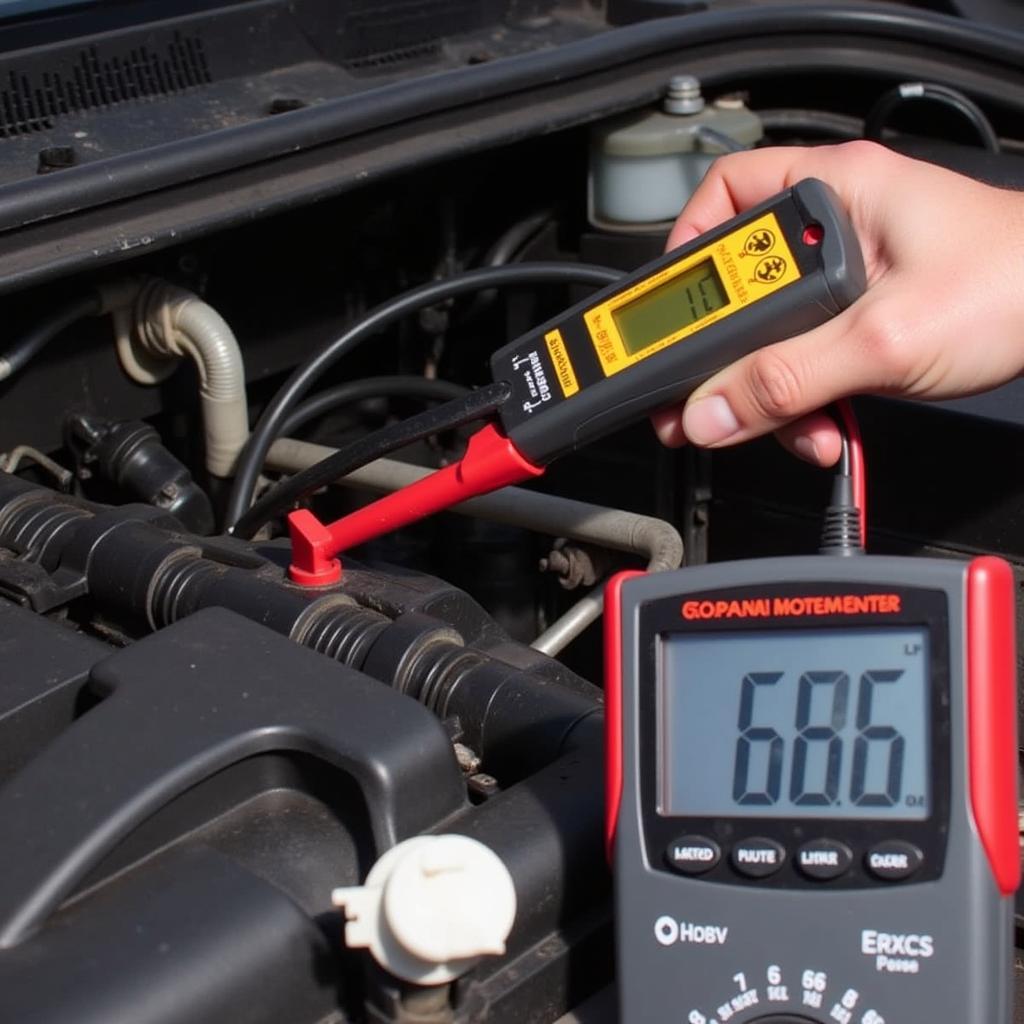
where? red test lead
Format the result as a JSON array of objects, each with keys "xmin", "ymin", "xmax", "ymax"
[{"xmin": 287, "ymin": 424, "xmax": 544, "ymax": 585}]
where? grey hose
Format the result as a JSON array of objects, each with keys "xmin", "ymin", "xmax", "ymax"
[
  {"xmin": 136, "ymin": 282, "xmax": 249, "ymax": 477},
  {"xmin": 266, "ymin": 437, "xmax": 684, "ymax": 654}
]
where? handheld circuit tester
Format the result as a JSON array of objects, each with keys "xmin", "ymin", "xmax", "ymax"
[
  {"xmin": 284, "ymin": 178, "xmax": 865, "ymax": 583},
  {"xmin": 605, "ymin": 554, "xmax": 1019, "ymax": 1024}
]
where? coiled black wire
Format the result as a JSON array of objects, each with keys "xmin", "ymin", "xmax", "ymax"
[
  {"xmin": 224, "ymin": 262, "xmax": 621, "ymax": 529},
  {"xmin": 759, "ymin": 108, "xmax": 864, "ymax": 140},
  {"xmin": 864, "ymin": 82, "xmax": 1000, "ymax": 153}
]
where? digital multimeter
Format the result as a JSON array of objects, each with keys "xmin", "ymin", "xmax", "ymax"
[
  {"xmin": 606, "ymin": 556, "xmax": 1019, "ymax": 1024},
  {"xmin": 287, "ymin": 178, "xmax": 867, "ymax": 583}
]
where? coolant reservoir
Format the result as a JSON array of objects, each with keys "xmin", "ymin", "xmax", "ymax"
[{"xmin": 589, "ymin": 75, "xmax": 762, "ymax": 232}]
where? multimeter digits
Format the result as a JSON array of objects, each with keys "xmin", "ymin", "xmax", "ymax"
[
  {"xmin": 661, "ymin": 625, "xmax": 929, "ymax": 822},
  {"xmin": 607, "ymin": 556, "xmax": 1018, "ymax": 1024}
]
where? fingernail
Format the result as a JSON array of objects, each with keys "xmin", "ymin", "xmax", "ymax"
[
  {"xmin": 792, "ymin": 435, "xmax": 821, "ymax": 463},
  {"xmin": 682, "ymin": 395, "xmax": 740, "ymax": 445}
]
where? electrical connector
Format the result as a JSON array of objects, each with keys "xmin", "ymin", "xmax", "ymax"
[
  {"xmin": 819, "ymin": 400, "xmax": 866, "ymax": 556},
  {"xmin": 819, "ymin": 473, "xmax": 863, "ymax": 555}
]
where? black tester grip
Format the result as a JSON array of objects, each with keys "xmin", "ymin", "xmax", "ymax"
[
  {"xmin": 490, "ymin": 178, "xmax": 865, "ymax": 464},
  {"xmin": 605, "ymin": 556, "xmax": 1020, "ymax": 1024}
]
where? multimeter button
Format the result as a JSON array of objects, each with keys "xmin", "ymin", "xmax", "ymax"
[
  {"xmin": 731, "ymin": 837, "xmax": 785, "ymax": 877},
  {"xmin": 866, "ymin": 840, "xmax": 924, "ymax": 881},
  {"xmin": 795, "ymin": 839, "xmax": 852, "ymax": 880},
  {"xmin": 665, "ymin": 835, "xmax": 721, "ymax": 874}
]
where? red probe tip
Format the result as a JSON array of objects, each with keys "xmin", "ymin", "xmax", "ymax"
[
  {"xmin": 288, "ymin": 509, "xmax": 343, "ymax": 586},
  {"xmin": 285, "ymin": 424, "xmax": 545, "ymax": 588}
]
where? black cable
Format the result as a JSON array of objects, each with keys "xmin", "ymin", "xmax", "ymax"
[
  {"xmin": 457, "ymin": 213, "xmax": 556, "ymax": 330},
  {"xmin": 459, "ymin": 210, "xmax": 557, "ymax": 325},
  {"xmin": 864, "ymin": 82, "xmax": 1000, "ymax": 153},
  {"xmin": 0, "ymin": 295, "xmax": 100, "ymax": 382},
  {"xmin": 694, "ymin": 125, "xmax": 746, "ymax": 153},
  {"xmin": 231, "ymin": 381, "xmax": 511, "ymax": 540},
  {"xmin": 819, "ymin": 403, "xmax": 864, "ymax": 556},
  {"xmin": 224, "ymin": 262, "xmax": 621, "ymax": 529},
  {"xmin": 484, "ymin": 210, "xmax": 554, "ymax": 268},
  {"xmin": 759, "ymin": 108, "xmax": 864, "ymax": 140},
  {"xmin": 760, "ymin": 105, "xmax": 1024, "ymax": 154},
  {"xmin": 281, "ymin": 376, "xmax": 469, "ymax": 438}
]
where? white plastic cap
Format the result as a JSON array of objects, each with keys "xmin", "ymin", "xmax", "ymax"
[{"xmin": 332, "ymin": 835, "xmax": 517, "ymax": 985}]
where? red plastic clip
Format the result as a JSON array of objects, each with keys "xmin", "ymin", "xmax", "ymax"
[
  {"xmin": 287, "ymin": 423, "xmax": 545, "ymax": 586},
  {"xmin": 287, "ymin": 509, "xmax": 343, "ymax": 587}
]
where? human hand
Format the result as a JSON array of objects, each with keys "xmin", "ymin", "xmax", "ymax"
[{"xmin": 652, "ymin": 141, "xmax": 1024, "ymax": 464}]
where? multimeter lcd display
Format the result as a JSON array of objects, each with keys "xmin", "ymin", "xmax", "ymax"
[
  {"xmin": 611, "ymin": 259, "xmax": 729, "ymax": 356},
  {"xmin": 658, "ymin": 627, "xmax": 930, "ymax": 820}
]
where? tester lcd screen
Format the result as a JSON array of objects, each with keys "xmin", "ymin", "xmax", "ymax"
[
  {"xmin": 658, "ymin": 627, "xmax": 930, "ymax": 820},
  {"xmin": 612, "ymin": 260, "xmax": 729, "ymax": 356}
]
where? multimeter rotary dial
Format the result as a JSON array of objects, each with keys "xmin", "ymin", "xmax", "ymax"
[
  {"xmin": 751, "ymin": 1017, "xmax": 820, "ymax": 1023},
  {"xmin": 751, "ymin": 1017, "xmax": 821, "ymax": 1023},
  {"xmin": 681, "ymin": 963, "xmax": 889, "ymax": 1024}
]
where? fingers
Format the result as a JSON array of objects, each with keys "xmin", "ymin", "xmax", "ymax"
[
  {"xmin": 650, "ymin": 405, "xmax": 687, "ymax": 448},
  {"xmin": 658, "ymin": 142, "xmax": 912, "ymax": 457},
  {"xmin": 666, "ymin": 146, "xmax": 846, "ymax": 252},
  {"xmin": 774, "ymin": 411, "xmax": 844, "ymax": 467},
  {"xmin": 656, "ymin": 142, "xmax": 1024, "ymax": 462},
  {"xmin": 680, "ymin": 293, "xmax": 906, "ymax": 447},
  {"xmin": 665, "ymin": 141, "xmax": 897, "ymax": 274},
  {"xmin": 651, "ymin": 405, "xmax": 843, "ymax": 464}
]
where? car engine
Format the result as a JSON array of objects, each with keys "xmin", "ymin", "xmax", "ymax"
[{"xmin": 0, "ymin": 1, "xmax": 1022, "ymax": 1021}]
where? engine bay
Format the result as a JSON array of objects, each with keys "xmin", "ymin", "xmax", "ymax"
[{"xmin": 1, "ymin": 1, "xmax": 1023, "ymax": 1021}]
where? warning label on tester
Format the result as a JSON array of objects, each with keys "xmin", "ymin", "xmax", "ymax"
[{"xmin": 544, "ymin": 329, "xmax": 579, "ymax": 398}]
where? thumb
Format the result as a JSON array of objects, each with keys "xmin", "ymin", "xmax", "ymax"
[
  {"xmin": 666, "ymin": 221, "xmax": 703, "ymax": 250},
  {"xmin": 680, "ymin": 298, "xmax": 898, "ymax": 446}
]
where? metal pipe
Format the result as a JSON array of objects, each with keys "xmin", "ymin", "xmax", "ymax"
[
  {"xmin": 268, "ymin": 439, "xmax": 683, "ymax": 568},
  {"xmin": 531, "ymin": 589, "xmax": 605, "ymax": 657}
]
